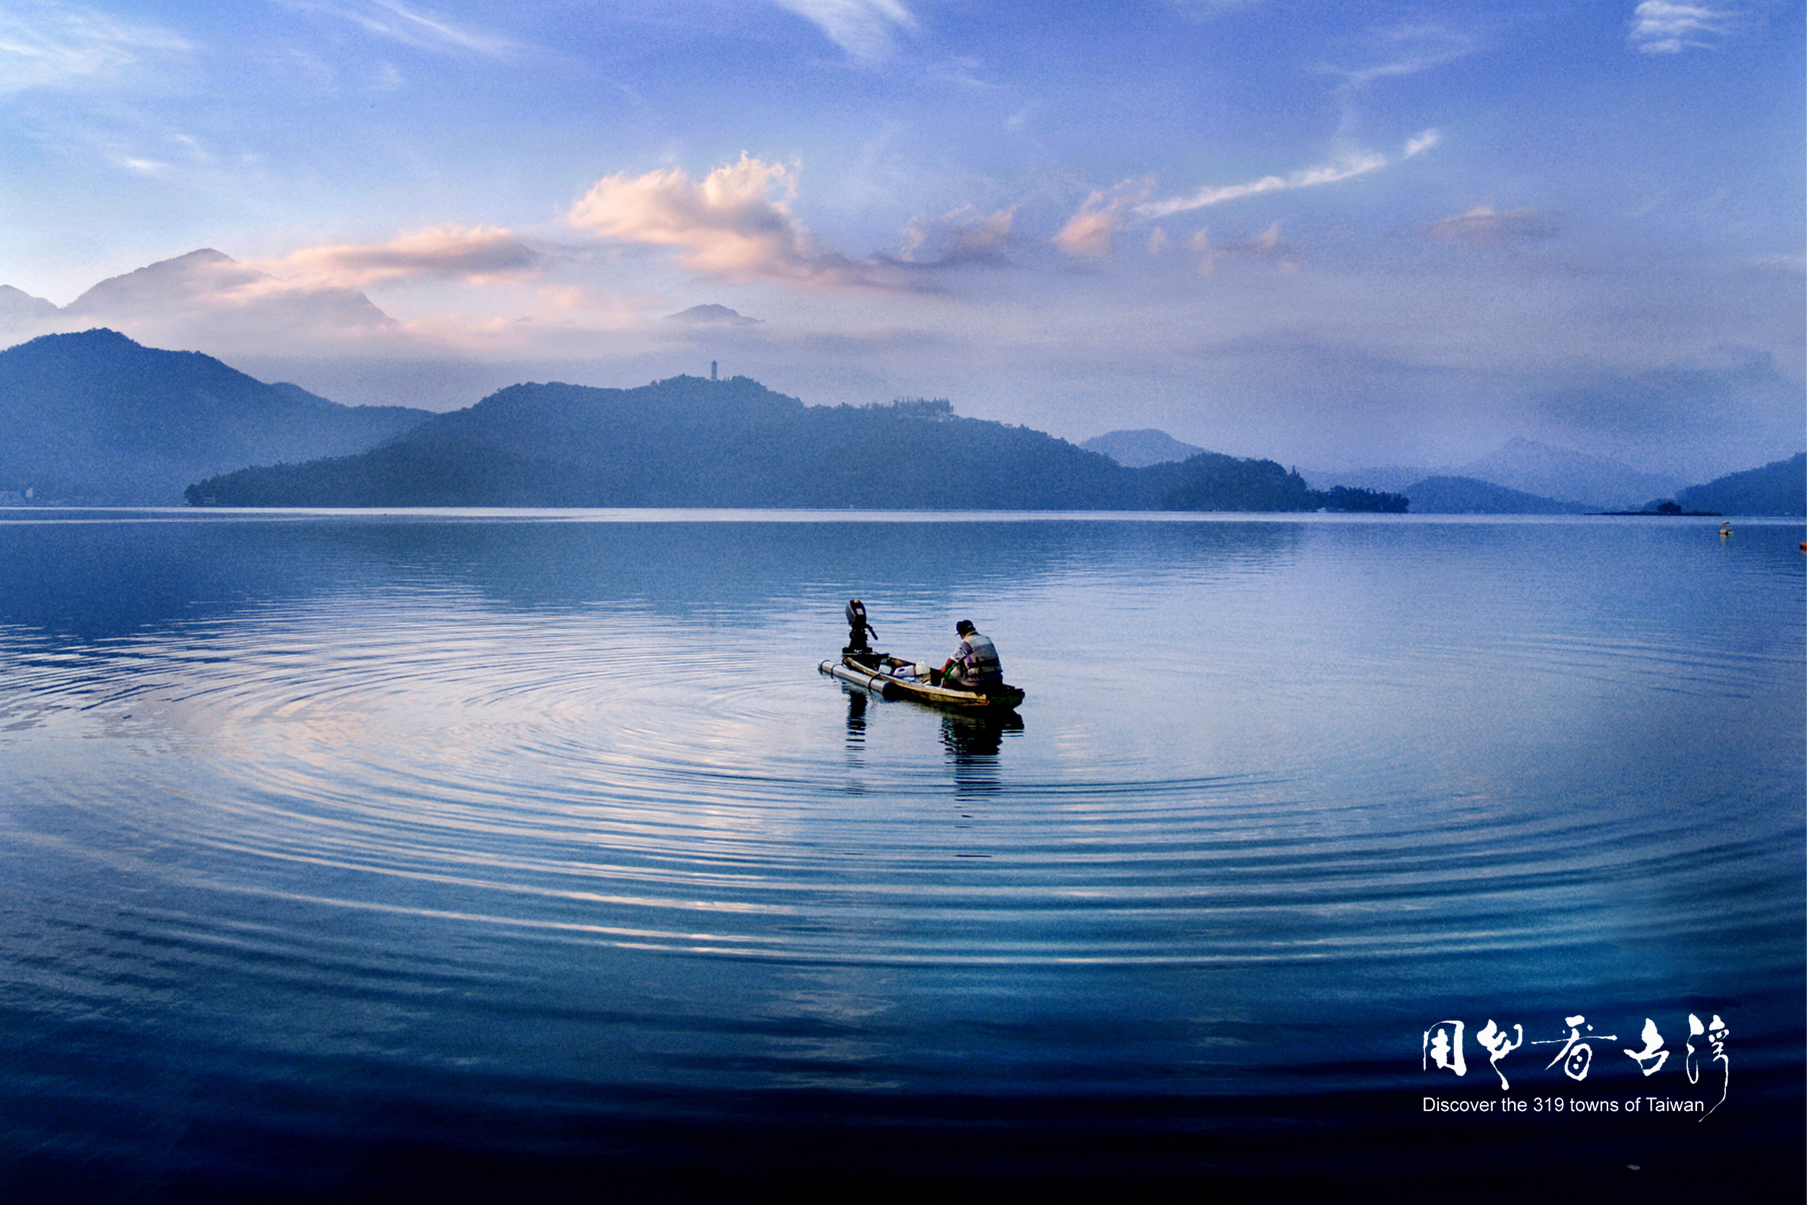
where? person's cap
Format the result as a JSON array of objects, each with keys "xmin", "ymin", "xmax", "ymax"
[{"xmin": 956, "ymin": 619, "xmax": 975, "ymax": 635}]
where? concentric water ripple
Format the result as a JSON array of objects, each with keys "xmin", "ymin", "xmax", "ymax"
[{"xmin": 0, "ymin": 513, "xmax": 1800, "ymax": 1187}]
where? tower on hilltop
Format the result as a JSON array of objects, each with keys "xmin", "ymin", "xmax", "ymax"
[{"xmin": 711, "ymin": 360, "xmax": 718, "ymax": 381}]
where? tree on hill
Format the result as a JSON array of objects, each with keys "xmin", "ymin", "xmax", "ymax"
[
  {"xmin": 1153, "ymin": 453, "xmax": 1317, "ymax": 511},
  {"xmin": 1313, "ymin": 485, "xmax": 1409, "ymax": 513}
]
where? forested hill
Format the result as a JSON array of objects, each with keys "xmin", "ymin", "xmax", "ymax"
[
  {"xmin": 1671, "ymin": 453, "xmax": 1806, "ymax": 516},
  {"xmin": 0, "ymin": 329, "xmax": 431, "ymax": 504},
  {"xmin": 186, "ymin": 377, "xmax": 1408, "ymax": 512}
]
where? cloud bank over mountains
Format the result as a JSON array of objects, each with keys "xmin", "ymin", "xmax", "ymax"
[
  {"xmin": 256, "ymin": 226, "xmax": 543, "ymax": 290},
  {"xmin": 55, "ymin": 249, "xmax": 398, "ymax": 344}
]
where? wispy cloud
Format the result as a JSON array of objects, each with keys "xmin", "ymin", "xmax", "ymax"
[
  {"xmin": 1144, "ymin": 131, "xmax": 1442, "ymax": 220},
  {"xmin": 1190, "ymin": 222, "xmax": 1301, "ymax": 274},
  {"xmin": 1747, "ymin": 254, "xmax": 1806, "ymax": 276},
  {"xmin": 1627, "ymin": 2, "xmax": 1735, "ymax": 53},
  {"xmin": 255, "ymin": 226, "xmax": 544, "ymax": 289},
  {"xmin": 1423, "ymin": 205, "xmax": 1556, "ymax": 247},
  {"xmin": 1138, "ymin": 151, "xmax": 1386, "ymax": 220},
  {"xmin": 117, "ymin": 155, "xmax": 172, "ymax": 176},
  {"xmin": 1326, "ymin": 22, "xmax": 1476, "ymax": 95},
  {"xmin": 0, "ymin": 1, "xmax": 191, "ymax": 93},
  {"xmin": 290, "ymin": 1, "xmax": 518, "ymax": 58},
  {"xmin": 1055, "ymin": 133, "xmax": 1439, "ymax": 258},
  {"xmin": 567, "ymin": 153, "xmax": 912, "ymax": 289},
  {"xmin": 896, "ymin": 205, "xmax": 1015, "ymax": 267},
  {"xmin": 773, "ymin": 0, "xmax": 916, "ymax": 62}
]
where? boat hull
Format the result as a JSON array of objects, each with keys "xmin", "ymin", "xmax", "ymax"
[{"xmin": 819, "ymin": 655, "xmax": 1024, "ymax": 712}]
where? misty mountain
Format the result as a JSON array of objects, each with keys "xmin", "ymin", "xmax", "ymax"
[
  {"xmin": 1401, "ymin": 476, "xmax": 1590, "ymax": 515},
  {"xmin": 1453, "ymin": 438, "xmax": 1685, "ymax": 510},
  {"xmin": 1670, "ymin": 453, "xmax": 1805, "ymax": 516},
  {"xmin": 0, "ymin": 250, "xmax": 403, "ymax": 357},
  {"xmin": 1307, "ymin": 438, "xmax": 1689, "ymax": 511},
  {"xmin": 0, "ymin": 285, "xmax": 59, "ymax": 329},
  {"xmin": 667, "ymin": 304, "xmax": 762, "ymax": 327},
  {"xmin": 1080, "ymin": 429, "xmax": 1207, "ymax": 468},
  {"xmin": 63, "ymin": 249, "xmax": 398, "ymax": 337},
  {"xmin": 0, "ymin": 329, "xmax": 432, "ymax": 504},
  {"xmin": 187, "ymin": 378, "xmax": 1406, "ymax": 513}
]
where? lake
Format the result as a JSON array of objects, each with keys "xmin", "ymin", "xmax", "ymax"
[{"xmin": 1, "ymin": 510, "xmax": 1801, "ymax": 1200}]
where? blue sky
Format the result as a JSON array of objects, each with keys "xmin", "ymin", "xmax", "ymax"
[{"xmin": 1, "ymin": 1, "xmax": 1801, "ymax": 477}]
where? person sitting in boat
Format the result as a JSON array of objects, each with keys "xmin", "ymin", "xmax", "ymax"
[{"xmin": 940, "ymin": 619, "xmax": 1003, "ymax": 692}]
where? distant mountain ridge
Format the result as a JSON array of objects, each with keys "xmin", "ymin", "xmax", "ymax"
[
  {"xmin": 1081, "ymin": 429, "xmax": 1206, "ymax": 467},
  {"xmin": 1457, "ymin": 438, "xmax": 1685, "ymax": 509},
  {"xmin": 1306, "ymin": 438, "xmax": 1689, "ymax": 511},
  {"xmin": 0, "ymin": 285, "xmax": 59, "ymax": 325},
  {"xmin": 666, "ymin": 304, "xmax": 762, "ymax": 327},
  {"xmin": 188, "ymin": 379, "xmax": 1407, "ymax": 512},
  {"xmin": 1400, "ymin": 476, "xmax": 1590, "ymax": 515},
  {"xmin": 0, "ymin": 329, "xmax": 431, "ymax": 504},
  {"xmin": 4, "ymin": 330, "xmax": 1787, "ymax": 513},
  {"xmin": 0, "ymin": 250, "xmax": 403, "ymax": 356}
]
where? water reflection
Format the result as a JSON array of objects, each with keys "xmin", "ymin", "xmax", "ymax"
[
  {"xmin": 842, "ymin": 687, "xmax": 869, "ymax": 748},
  {"xmin": 941, "ymin": 710, "xmax": 1022, "ymax": 759},
  {"xmin": 830, "ymin": 673, "xmax": 1024, "ymax": 800},
  {"xmin": 0, "ymin": 510, "xmax": 1309, "ymax": 640},
  {"xmin": 941, "ymin": 711, "xmax": 1022, "ymax": 805}
]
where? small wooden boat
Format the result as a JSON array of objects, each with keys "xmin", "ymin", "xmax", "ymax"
[{"xmin": 820, "ymin": 653, "xmax": 1025, "ymax": 712}]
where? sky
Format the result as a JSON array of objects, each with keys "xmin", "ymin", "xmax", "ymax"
[{"xmin": 0, "ymin": 0, "xmax": 1801, "ymax": 478}]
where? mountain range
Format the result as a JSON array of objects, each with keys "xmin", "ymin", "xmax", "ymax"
[
  {"xmin": 1292, "ymin": 439, "xmax": 1689, "ymax": 512},
  {"xmin": 185, "ymin": 377, "xmax": 1402, "ymax": 512},
  {"xmin": 1087, "ymin": 427, "xmax": 1781, "ymax": 514},
  {"xmin": 0, "ymin": 329, "xmax": 429, "ymax": 504},
  {"xmin": 1, "ymin": 250, "xmax": 399, "ymax": 348},
  {"xmin": 2, "ymin": 329, "xmax": 1797, "ymax": 514}
]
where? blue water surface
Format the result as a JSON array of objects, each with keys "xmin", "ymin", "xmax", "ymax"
[{"xmin": 0, "ymin": 511, "xmax": 1800, "ymax": 1200}]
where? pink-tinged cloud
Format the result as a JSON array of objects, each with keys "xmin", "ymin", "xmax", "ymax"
[
  {"xmin": 8, "ymin": 246, "xmax": 677, "ymax": 369},
  {"xmin": 567, "ymin": 154, "xmax": 911, "ymax": 290},
  {"xmin": 1052, "ymin": 179, "xmax": 1154, "ymax": 258},
  {"xmin": 1423, "ymin": 205, "xmax": 1554, "ymax": 247},
  {"xmin": 255, "ymin": 226, "xmax": 543, "ymax": 289}
]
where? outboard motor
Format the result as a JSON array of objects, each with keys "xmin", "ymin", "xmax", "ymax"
[{"xmin": 843, "ymin": 599, "xmax": 878, "ymax": 662}]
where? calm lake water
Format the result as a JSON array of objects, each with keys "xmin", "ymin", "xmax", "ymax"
[{"xmin": 1, "ymin": 510, "xmax": 1801, "ymax": 1200}]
